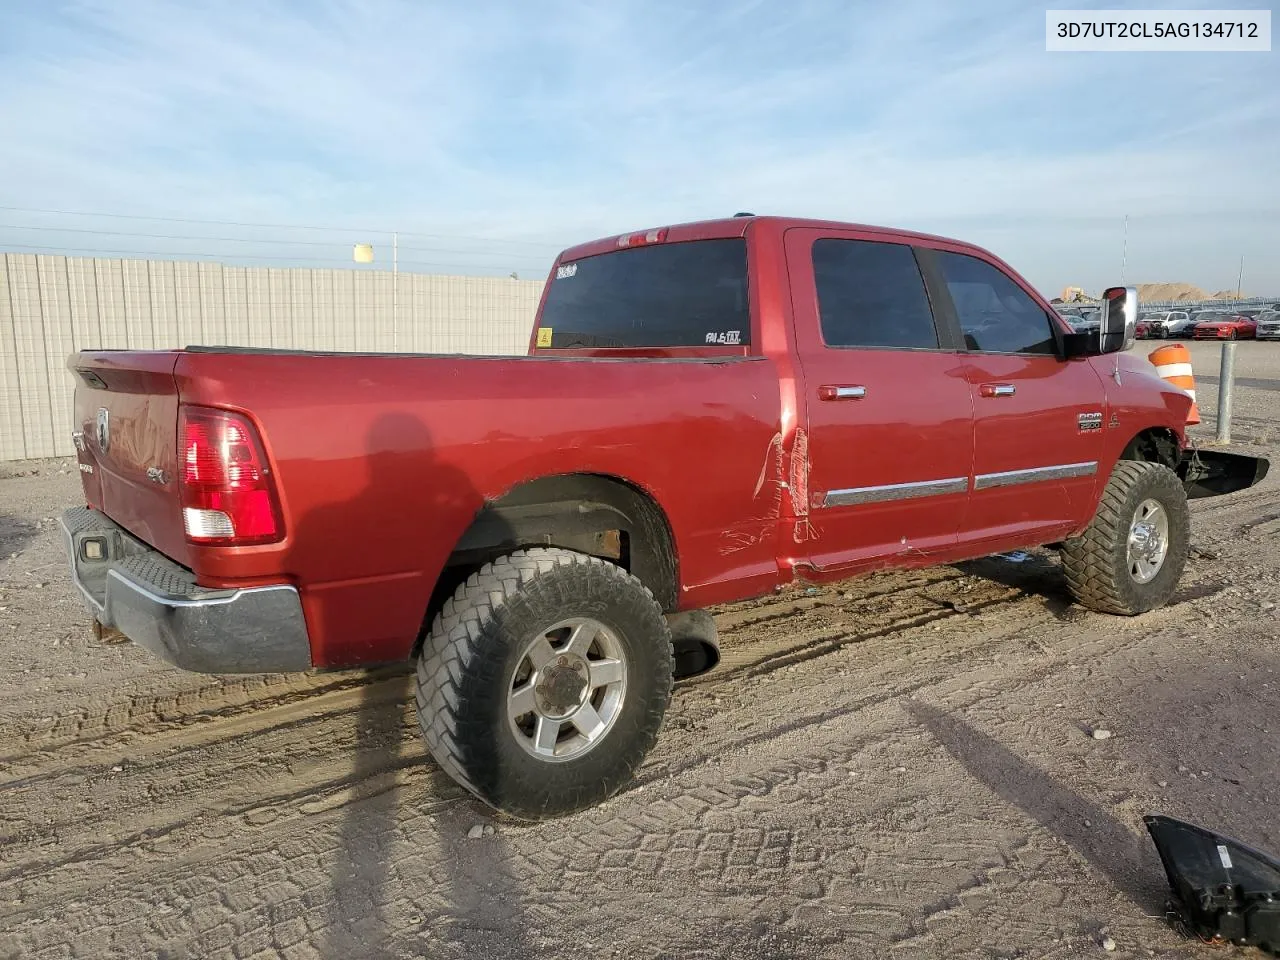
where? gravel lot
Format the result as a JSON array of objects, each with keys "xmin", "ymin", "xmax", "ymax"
[{"xmin": 1, "ymin": 341, "xmax": 1278, "ymax": 960}]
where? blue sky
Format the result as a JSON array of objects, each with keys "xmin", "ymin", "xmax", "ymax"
[{"xmin": 0, "ymin": 0, "xmax": 1276, "ymax": 295}]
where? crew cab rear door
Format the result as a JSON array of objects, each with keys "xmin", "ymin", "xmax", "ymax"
[
  {"xmin": 917, "ymin": 247, "xmax": 1106, "ymax": 545},
  {"xmin": 784, "ymin": 228, "xmax": 974, "ymax": 574}
]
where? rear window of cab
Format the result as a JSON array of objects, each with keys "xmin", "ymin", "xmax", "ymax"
[{"xmin": 538, "ymin": 239, "xmax": 749, "ymax": 348}]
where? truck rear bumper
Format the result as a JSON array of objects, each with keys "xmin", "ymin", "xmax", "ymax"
[{"xmin": 59, "ymin": 506, "xmax": 312, "ymax": 674}]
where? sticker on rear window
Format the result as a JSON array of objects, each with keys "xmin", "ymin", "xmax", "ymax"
[
  {"xmin": 536, "ymin": 327, "xmax": 554, "ymax": 347},
  {"xmin": 555, "ymin": 263, "xmax": 577, "ymax": 280},
  {"xmin": 705, "ymin": 330, "xmax": 742, "ymax": 345}
]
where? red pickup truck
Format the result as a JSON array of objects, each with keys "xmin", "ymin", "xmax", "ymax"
[{"xmin": 60, "ymin": 216, "xmax": 1268, "ymax": 819}]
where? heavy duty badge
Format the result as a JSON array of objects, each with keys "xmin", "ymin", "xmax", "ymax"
[{"xmin": 1077, "ymin": 412, "xmax": 1103, "ymax": 432}]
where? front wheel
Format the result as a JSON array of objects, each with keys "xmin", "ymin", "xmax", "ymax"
[
  {"xmin": 415, "ymin": 548, "xmax": 673, "ymax": 820},
  {"xmin": 1227, "ymin": 329, "xmax": 1237, "ymax": 341},
  {"xmin": 1060, "ymin": 461, "xmax": 1190, "ymax": 615}
]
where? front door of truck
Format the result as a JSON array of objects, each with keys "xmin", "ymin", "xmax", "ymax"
[
  {"xmin": 783, "ymin": 229, "xmax": 975, "ymax": 575},
  {"xmin": 918, "ymin": 247, "xmax": 1106, "ymax": 546}
]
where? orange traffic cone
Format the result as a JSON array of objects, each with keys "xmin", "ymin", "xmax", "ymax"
[{"xmin": 1148, "ymin": 343, "xmax": 1201, "ymax": 425}]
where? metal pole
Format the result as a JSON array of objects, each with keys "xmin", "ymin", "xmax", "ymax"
[
  {"xmin": 392, "ymin": 231, "xmax": 399, "ymax": 350},
  {"xmin": 1120, "ymin": 214, "xmax": 1128, "ymax": 282},
  {"xmin": 1216, "ymin": 340, "xmax": 1236, "ymax": 444},
  {"xmin": 1237, "ymin": 254, "xmax": 1244, "ymax": 299}
]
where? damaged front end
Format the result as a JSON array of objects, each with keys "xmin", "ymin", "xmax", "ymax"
[
  {"xmin": 1178, "ymin": 447, "xmax": 1271, "ymax": 500},
  {"xmin": 1145, "ymin": 815, "xmax": 1280, "ymax": 955}
]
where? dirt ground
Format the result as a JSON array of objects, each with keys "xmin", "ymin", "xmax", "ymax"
[{"xmin": 1, "ymin": 341, "xmax": 1278, "ymax": 960}]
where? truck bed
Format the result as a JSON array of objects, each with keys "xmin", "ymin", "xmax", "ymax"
[{"xmin": 68, "ymin": 347, "xmax": 785, "ymax": 666}]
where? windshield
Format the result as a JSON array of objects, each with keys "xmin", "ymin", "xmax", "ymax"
[{"xmin": 538, "ymin": 239, "xmax": 750, "ymax": 348}]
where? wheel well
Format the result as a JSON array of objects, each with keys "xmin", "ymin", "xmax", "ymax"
[
  {"xmin": 418, "ymin": 474, "xmax": 679, "ymax": 648},
  {"xmin": 1119, "ymin": 428, "xmax": 1180, "ymax": 469}
]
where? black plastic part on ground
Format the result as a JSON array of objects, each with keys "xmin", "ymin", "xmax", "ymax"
[
  {"xmin": 1144, "ymin": 814, "xmax": 1280, "ymax": 955},
  {"xmin": 1178, "ymin": 448, "xmax": 1270, "ymax": 499}
]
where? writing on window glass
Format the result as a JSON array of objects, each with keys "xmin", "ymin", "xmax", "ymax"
[{"xmin": 705, "ymin": 330, "xmax": 742, "ymax": 345}]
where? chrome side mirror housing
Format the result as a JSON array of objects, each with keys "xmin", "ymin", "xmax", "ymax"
[{"xmin": 1099, "ymin": 285, "xmax": 1138, "ymax": 354}]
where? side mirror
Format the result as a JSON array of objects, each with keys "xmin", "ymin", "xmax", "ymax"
[
  {"xmin": 1099, "ymin": 285, "xmax": 1137, "ymax": 354},
  {"xmin": 1061, "ymin": 287, "xmax": 1137, "ymax": 358}
]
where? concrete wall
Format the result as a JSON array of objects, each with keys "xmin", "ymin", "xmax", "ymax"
[{"xmin": 0, "ymin": 253, "xmax": 544, "ymax": 460}]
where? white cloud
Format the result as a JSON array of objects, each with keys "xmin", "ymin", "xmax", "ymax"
[{"xmin": 0, "ymin": 0, "xmax": 1275, "ymax": 293}]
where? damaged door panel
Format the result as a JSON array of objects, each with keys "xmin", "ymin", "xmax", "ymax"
[{"xmin": 783, "ymin": 229, "xmax": 974, "ymax": 573}]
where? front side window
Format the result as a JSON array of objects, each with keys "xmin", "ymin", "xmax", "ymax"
[
  {"xmin": 935, "ymin": 251, "xmax": 1057, "ymax": 354},
  {"xmin": 812, "ymin": 239, "xmax": 938, "ymax": 349}
]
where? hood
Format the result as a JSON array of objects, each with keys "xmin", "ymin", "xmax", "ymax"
[{"xmin": 1114, "ymin": 351, "xmax": 1171, "ymax": 381}]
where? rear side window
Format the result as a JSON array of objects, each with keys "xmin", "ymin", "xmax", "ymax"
[
  {"xmin": 812, "ymin": 239, "xmax": 939, "ymax": 349},
  {"xmin": 935, "ymin": 251, "xmax": 1056, "ymax": 355},
  {"xmin": 538, "ymin": 239, "xmax": 749, "ymax": 348}
]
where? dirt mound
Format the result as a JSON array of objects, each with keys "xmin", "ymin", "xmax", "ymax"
[
  {"xmin": 1135, "ymin": 282, "xmax": 1208, "ymax": 301},
  {"xmin": 1210, "ymin": 290, "xmax": 1245, "ymax": 300}
]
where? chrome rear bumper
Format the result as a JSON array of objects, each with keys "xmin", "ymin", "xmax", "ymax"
[{"xmin": 59, "ymin": 507, "xmax": 312, "ymax": 674}]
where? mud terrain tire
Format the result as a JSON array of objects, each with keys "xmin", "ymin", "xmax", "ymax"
[
  {"xmin": 1061, "ymin": 461, "xmax": 1190, "ymax": 615},
  {"xmin": 415, "ymin": 548, "xmax": 673, "ymax": 820}
]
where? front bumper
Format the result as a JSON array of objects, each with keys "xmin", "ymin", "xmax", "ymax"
[
  {"xmin": 1257, "ymin": 328, "xmax": 1280, "ymax": 340},
  {"xmin": 1178, "ymin": 448, "xmax": 1270, "ymax": 500},
  {"xmin": 60, "ymin": 507, "xmax": 312, "ymax": 674}
]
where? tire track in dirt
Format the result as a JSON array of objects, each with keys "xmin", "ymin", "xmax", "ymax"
[
  {"xmin": 0, "ymin": 669, "xmax": 398, "ymax": 762},
  {"xmin": 0, "ymin": 571, "xmax": 1028, "ymax": 905},
  {"xmin": 0, "ymin": 586, "xmax": 1052, "ymax": 914},
  {"xmin": 0, "ymin": 564, "xmax": 1107, "ymax": 867},
  {"xmin": 0, "ymin": 585, "xmax": 1167, "ymax": 940},
  {"xmin": 0, "ymin": 529, "xmax": 1263, "ymax": 937},
  {"xmin": 1, "ymin": 567, "xmax": 970, "ymax": 766}
]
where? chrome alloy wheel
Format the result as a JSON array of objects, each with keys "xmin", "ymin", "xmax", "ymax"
[
  {"xmin": 1127, "ymin": 498, "xmax": 1170, "ymax": 584},
  {"xmin": 507, "ymin": 618, "xmax": 627, "ymax": 762}
]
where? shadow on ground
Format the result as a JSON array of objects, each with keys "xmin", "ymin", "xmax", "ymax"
[
  {"xmin": 958, "ymin": 552, "xmax": 1082, "ymax": 622},
  {"xmin": 904, "ymin": 700, "xmax": 1166, "ymax": 911},
  {"xmin": 0, "ymin": 514, "xmax": 38, "ymax": 560}
]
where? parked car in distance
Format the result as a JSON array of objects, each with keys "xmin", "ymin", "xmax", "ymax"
[
  {"xmin": 1060, "ymin": 308, "xmax": 1101, "ymax": 334},
  {"xmin": 1159, "ymin": 310, "xmax": 1196, "ymax": 338},
  {"xmin": 1194, "ymin": 313, "xmax": 1257, "ymax": 340},
  {"xmin": 1187, "ymin": 311, "xmax": 1228, "ymax": 332},
  {"xmin": 1255, "ymin": 309, "xmax": 1280, "ymax": 341},
  {"xmin": 58, "ymin": 215, "xmax": 1272, "ymax": 820},
  {"xmin": 1138, "ymin": 310, "xmax": 1193, "ymax": 338},
  {"xmin": 1137, "ymin": 312, "xmax": 1180, "ymax": 338}
]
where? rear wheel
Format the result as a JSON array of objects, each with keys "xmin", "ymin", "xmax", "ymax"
[
  {"xmin": 1060, "ymin": 461, "xmax": 1190, "ymax": 615},
  {"xmin": 415, "ymin": 548, "xmax": 673, "ymax": 820}
]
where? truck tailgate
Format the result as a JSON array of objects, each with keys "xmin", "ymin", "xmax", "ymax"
[{"xmin": 70, "ymin": 351, "xmax": 190, "ymax": 567}]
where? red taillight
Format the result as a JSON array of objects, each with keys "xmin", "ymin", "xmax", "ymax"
[
  {"xmin": 615, "ymin": 228, "xmax": 668, "ymax": 248},
  {"xmin": 179, "ymin": 407, "xmax": 282, "ymax": 544}
]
